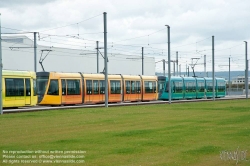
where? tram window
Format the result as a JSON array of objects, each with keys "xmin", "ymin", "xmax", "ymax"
[
  {"xmin": 198, "ymin": 82, "xmax": 205, "ymax": 92},
  {"xmin": 61, "ymin": 80, "xmax": 66, "ymax": 95},
  {"xmin": 86, "ymin": 80, "xmax": 92, "ymax": 95},
  {"xmin": 37, "ymin": 76, "xmax": 49, "ymax": 95},
  {"xmin": 67, "ymin": 80, "xmax": 80, "ymax": 95},
  {"xmin": 33, "ymin": 79, "xmax": 37, "ymax": 96},
  {"xmin": 93, "ymin": 80, "xmax": 99, "ymax": 94},
  {"xmin": 218, "ymin": 82, "xmax": 225, "ymax": 92},
  {"xmin": 185, "ymin": 82, "xmax": 189, "ymax": 92},
  {"xmin": 145, "ymin": 81, "xmax": 154, "ymax": 93},
  {"xmin": 47, "ymin": 79, "xmax": 59, "ymax": 95},
  {"xmin": 207, "ymin": 82, "xmax": 213, "ymax": 92},
  {"xmin": 158, "ymin": 81, "xmax": 165, "ymax": 92},
  {"xmin": 153, "ymin": 81, "xmax": 156, "ymax": 93},
  {"xmin": 165, "ymin": 82, "xmax": 169, "ymax": 92},
  {"xmin": 177, "ymin": 81, "xmax": 183, "ymax": 93},
  {"xmin": 131, "ymin": 81, "xmax": 135, "ymax": 94},
  {"xmin": 136, "ymin": 81, "xmax": 141, "ymax": 93},
  {"xmin": 173, "ymin": 81, "xmax": 182, "ymax": 93},
  {"xmin": 125, "ymin": 81, "xmax": 131, "ymax": 94},
  {"xmin": 25, "ymin": 79, "xmax": 31, "ymax": 96},
  {"xmin": 5, "ymin": 78, "xmax": 24, "ymax": 97},
  {"xmin": 110, "ymin": 80, "xmax": 121, "ymax": 94},
  {"xmin": 99, "ymin": 80, "xmax": 105, "ymax": 94}
]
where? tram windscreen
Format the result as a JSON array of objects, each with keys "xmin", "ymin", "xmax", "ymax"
[
  {"xmin": 158, "ymin": 79, "xmax": 165, "ymax": 93},
  {"xmin": 37, "ymin": 76, "xmax": 49, "ymax": 95}
]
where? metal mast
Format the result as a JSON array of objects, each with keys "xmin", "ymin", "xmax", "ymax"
[
  {"xmin": 166, "ymin": 25, "xmax": 171, "ymax": 104},
  {"xmin": 103, "ymin": 12, "xmax": 108, "ymax": 107},
  {"xmin": 0, "ymin": 14, "xmax": 3, "ymax": 114},
  {"xmin": 212, "ymin": 36, "xmax": 215, "ymax": 101}
]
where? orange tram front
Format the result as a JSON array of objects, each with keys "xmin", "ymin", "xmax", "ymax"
[{"xmin": 36, "ymin": 72, "xmax": 158, "ymax": 105}]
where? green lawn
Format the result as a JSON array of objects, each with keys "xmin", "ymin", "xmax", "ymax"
[{"xmin": 0, "ymin": 100, "xmax": 250, "ymax": 166}]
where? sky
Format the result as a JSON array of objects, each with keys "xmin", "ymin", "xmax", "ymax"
[{"xmin": 1, "ymin": 0, "xmax": 250, "ymax": 73}]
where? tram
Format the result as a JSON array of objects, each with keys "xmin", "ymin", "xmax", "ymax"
[
  {"xmin": 36, "ymin": 72, "xmax": 158, "ymax": 105},
  {"xmin": 2, "ymin": 70, "xmax": 37, "ymax": 108},
  {"xmin": 158, "ymin": 76, "xmax": 226, "ymax": 100}
]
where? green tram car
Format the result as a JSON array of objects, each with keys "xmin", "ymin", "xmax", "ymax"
[{"xmin": 158, "ymin": 76, "xmax": 226, "ymax": 100}]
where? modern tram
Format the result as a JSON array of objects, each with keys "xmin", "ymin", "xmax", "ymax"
[
  {"xmin": 0, "ymin": 70, "xmax": 226, "ymax": 108},
  {"xmin": 158, "ymin": 76, "xmax": 226, "ymax": 100},
  {"xmin": 2, "ymin": 70, "xmax": 37, "ymax": 108},
  {"xmin": 36, "ymin": 72, "xmax": 158, "ymax": 105}
]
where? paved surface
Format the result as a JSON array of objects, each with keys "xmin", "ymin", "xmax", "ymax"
[{"xmin": 3, "ymin": 95, "xmax": 248, "ymax": 114}]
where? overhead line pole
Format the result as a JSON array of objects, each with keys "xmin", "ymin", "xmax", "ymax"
[
  {"xmin": 244, "ymin": 41, "xmax": 248, "ymax": 99},
  {"xmin": 173, "ymin": 60, "xmax": 175, "ymax": 76},
  {"xmin": 204, "ymin": 55, "xmax": 206, "ymax": 77},
  {"xmin": 229, "ymin": 57, "xmax": 231, "ymax": 96},
  {"xmin": 34, "ymin": 32, "xmax": 37, "ymax": 72},
  {"xmin": 212, "ymin": 36, "xmax": 215, "ymax": 101},
  {"xmin": 96, "ymin": 41, "xmax": 99, "ymax": 73},
  {"xmin": 142, "ymin": 47, "xmax": 144, "ymax": 75},
  {"xmin": 163, "ymin": 59, "xmax": 165, "ymax": 76},
  {"xmin": 0, "ymin": 13, "xmax": 3, "ymax": 115},
  {"xmin": 166, "ymin": 25, "xmax": 171, "ymax": 104},
  {"xmin": 179, "ymin": 64, "xmax": 181, "ymax": 76},
  {"xmin": 103, "ymin": 12, "xmax": 108, "ymax": 108},
  {"xmin": 186, "ymin": 64, "xmax": 187, "ymax": 76},
  {"xmin": 176, "ymin": 51, "xmax": 178, "ymax": 76}
]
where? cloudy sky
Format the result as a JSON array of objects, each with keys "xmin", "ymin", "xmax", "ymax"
[{"xmin": 1, "ymin": 0, "xmax": 250, "ymax": 73}]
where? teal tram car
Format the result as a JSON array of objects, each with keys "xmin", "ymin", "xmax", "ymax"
[{"xmin": 158, "ymin": 76, "xmax": 226, "ymax": 100}]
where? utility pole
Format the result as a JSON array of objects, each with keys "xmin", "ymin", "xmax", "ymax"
[
  {"xmin": 204, "ymin": 55, "xmax": 206, "ymax": 77},
  {"xmin": 103, "ymin": 12, "xmax": 108, "ymax": 108},
  {"xmin": 163, "ymin": 59, "xmax": 165, "ymax": 76},
  {"xmin": 142, "ymin": 47, "xmax": 144, "ymax": 75},
  {"xmin": 34, "ymin": 32, "xmax": 37, "ymax": 72},
  {"xmin": 173, "ymin": 60, "xmax": 175, "ymax": 76},
  {"xmin": 96, "ymin": 41, "xmax": 99, "ymax": 73},
  {"xmin": 0, "ymin": 13, "xmax": 3, "ymax": 115},
  {"xmin": 244, "ymin": 41, "xmax": 248, "ymax": 99},
  {"xmin": 229, "ymin": 57, "xmax": 231, "ymax": 96},
  {"xmin": 176, "ymin": 51, "xmax": 178, "ymax": 76},
  {"xmin": 188, "ymin": 66, "xmax": 189, "ymax": 77},
  {"xmin": 186, "ymin": 63, "xmax": 187, "ymax": 76},
  {"xmin": 212, "ymin": 36, "xmax": 215, "ymax": 101},
  {"xmin": 179, "ymin": 64, "xmax": 181, "ymax": 76},
  {"xmin": 166, "ymin": 25, "xmax": 171, "ymax": 104}
]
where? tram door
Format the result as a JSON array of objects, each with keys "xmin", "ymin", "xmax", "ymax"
[
  {"xmin": 25, "ymin": 78, "xmax": 31, "ymax": 105},
  {"xmin": 136, "ymin": 81, "xmax": 141, "ymax": 101},
  {"xmin": 61, "ymin": 79, "xmax": 66, "ymax": 104},
  {"xmin": 86, "ymin": 80, "xmax": 92, "ymax": 103}
]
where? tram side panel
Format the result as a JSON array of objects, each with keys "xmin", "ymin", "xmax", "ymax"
[
  {"xmin": 171, "ymin": 77, "xmax": 184, "ymax": 100},
  {"xmin": 108, "ymin": 75, "xmax": 122, "ymax": 103},
  {"xmin": 122, "ymin": 75, "xmax": 142, "ymax": 102},
  {"xmin": 196, "ymin": 78, "xmax": 205, "ymax": 99},
  {"xmin": 204, "ymin": 78, "xmax": 213, "ymax": 98},
  {"xmin": 216, "ymin": 78, "xmax": 226, "ymax": 98},
  {"xmin": 141, "ymin": 76, "xmax": 158, "ymax": 101},
  {"xmin": 183, "ymin": 77, "xmax": 196, "ymax": 99},
  {"xmin": 3, "ymin": 70, "xmax": 37, "ymax": 108},
  {"xmin": 82, "ymin": 74, "xmax": 106, "ymax": 104},
  {"xmin": 37, "ymin": 72, "xmax": 82, "ymax": 105}
]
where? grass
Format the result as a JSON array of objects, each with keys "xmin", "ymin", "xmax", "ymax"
[{"xmin": 0, "ymin": 99, "xmax": 250, "ymax": 165}]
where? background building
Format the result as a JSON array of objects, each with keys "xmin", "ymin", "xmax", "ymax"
[{"xmin": 2, "ymin": 36, "xmax": 156, "ymax": 75}]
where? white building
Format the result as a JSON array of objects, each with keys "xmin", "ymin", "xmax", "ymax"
[
  {"xmin": 232, "ymin": 76, "xmax": 250, "ymax": 85},
  {"xmin": 2, "ymin": 36, "xmax": 155, "ymax": 75}
]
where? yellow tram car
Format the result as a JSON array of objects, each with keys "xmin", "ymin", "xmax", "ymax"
[{"xmin": 2, "ymin": 70, "xmax": 37, "ymax": 108}]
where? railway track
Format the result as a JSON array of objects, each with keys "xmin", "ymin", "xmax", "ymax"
[{"xmin": 3, "ymin": 95, "xmax": 247, "ymax": 114}]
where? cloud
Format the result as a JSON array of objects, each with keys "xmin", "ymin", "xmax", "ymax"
[{"xmin": 0, "ymin": 0, "xmax": 250, "ymax": 72}]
